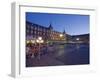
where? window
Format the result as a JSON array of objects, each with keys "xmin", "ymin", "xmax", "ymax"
[{"xmin": 31, "ymin": 30, "xmax": 33, "ymax": 34}]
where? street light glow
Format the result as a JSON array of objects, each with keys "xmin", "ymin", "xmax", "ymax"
[
  {"xmin": 36, "ymin": 37, "xmax": 44, "ymax": 43},
  {"xmin": 36, "ymin": 39, "xmax": 39, "ymax": 43},
  {"xmin": 31, "ymin": 40, "xmax": 35, "ymax": 43},
  {"xmin": 60, "ymin": 34, "xmax": 63, "ymax": 37},
  {"xmin": 26, "ymin": 40, "xmax": 30, "ymax": 44},
  {"xmin": 76, "ymin": 38, "xmax": 79, "ymax": 41},
  {"xmin": 40, "ymin": 40, "xmax": 44, "ymax": 43},
  {"xmin": 38, "ymin": 37, "xmax": 42, "ymax": 40}
]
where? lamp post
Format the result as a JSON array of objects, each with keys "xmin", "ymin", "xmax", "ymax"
[
  {"xmin": 36, "ymin": 37, "xmax": 44, "ymax": 60},
  {"xmin": 60, "ymin": 34, "xmax": 63, "ymax": 37},
  {"xmin": 59, "ymin": 34, "xmax": 63, "ymax": 44},
  {"xmin": 30, "ymin": 40, "xmax": 36, "ymax": 58}
]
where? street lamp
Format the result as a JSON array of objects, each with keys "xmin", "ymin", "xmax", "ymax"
[
  {"xmin": 76, "ymin": 38, "xmax": 79, "ymax": 41},
  {"xmin": 31, "ymin": 40, "xmax": 35, "ymax": 44},
  {"xmin": 36, "ymin": 37, "xmax": 44, "ymax": 59},
  {"xmin": 26, "ymin": 40, "xmax": 30, "ymax": 44},
  {"xmin": 38, "ymin": 37, "xmax": 42, "ymax": 40},
  {"xmin": 59, "ymin": 34, "xmax": 64, "ymax": 43},
  {"xmin": 76, "ymin": 38, "xmax": 80, "ymax": 49},
  {"xmin": 60, "ymin": 34, "xmax": 63, "ymax": 37}
]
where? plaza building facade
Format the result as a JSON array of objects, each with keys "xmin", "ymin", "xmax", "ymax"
[{"xmin": 26, "ymin": 21, "xmax": 67, "ymax": 44}]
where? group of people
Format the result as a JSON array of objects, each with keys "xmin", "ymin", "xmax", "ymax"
[{"xmin": 26, "ymin": 43, "xmax": 48, "ymax": 59}]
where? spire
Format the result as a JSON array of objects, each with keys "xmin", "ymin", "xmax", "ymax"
[
  {"xmin": 48, "ymin": 22, "xmax": 53, "ymax": 30},
  {"xmin": 63, "ymin": 29, "xmax": 66, "ymax": 34}
]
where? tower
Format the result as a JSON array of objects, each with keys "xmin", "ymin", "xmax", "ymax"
[
  {"xmin": 47, "ymin": 23, "xmax": 53, "ymax": 42},
  {"xmin": 48, "ymin": 23, "xmax": 53, "ymax": 31},
  {"xmin": 63, "ymin": 29, "xmax": 66, "ymax": 34},
  {"xmin": 63, "ymin": 29, "xmax": 67, "ymax": 41}
]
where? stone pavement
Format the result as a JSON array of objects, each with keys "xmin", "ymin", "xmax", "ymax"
[
  {"xmin": 26, "ymin": 49, "xmax": 64, "ymax": 67},
  {"xmin": 26, "ymin": 43, "xmax": 89, "ymax": 67}
]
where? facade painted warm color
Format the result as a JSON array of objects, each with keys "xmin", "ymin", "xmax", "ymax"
[{"xmin": 26, "ymin": 21, "xmax": 67, "ymax": 44}]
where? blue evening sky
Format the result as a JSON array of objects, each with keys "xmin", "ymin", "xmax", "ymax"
[{"xmin": 26, "ymin": 12, "xmax": 89, "ymax": 35}]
